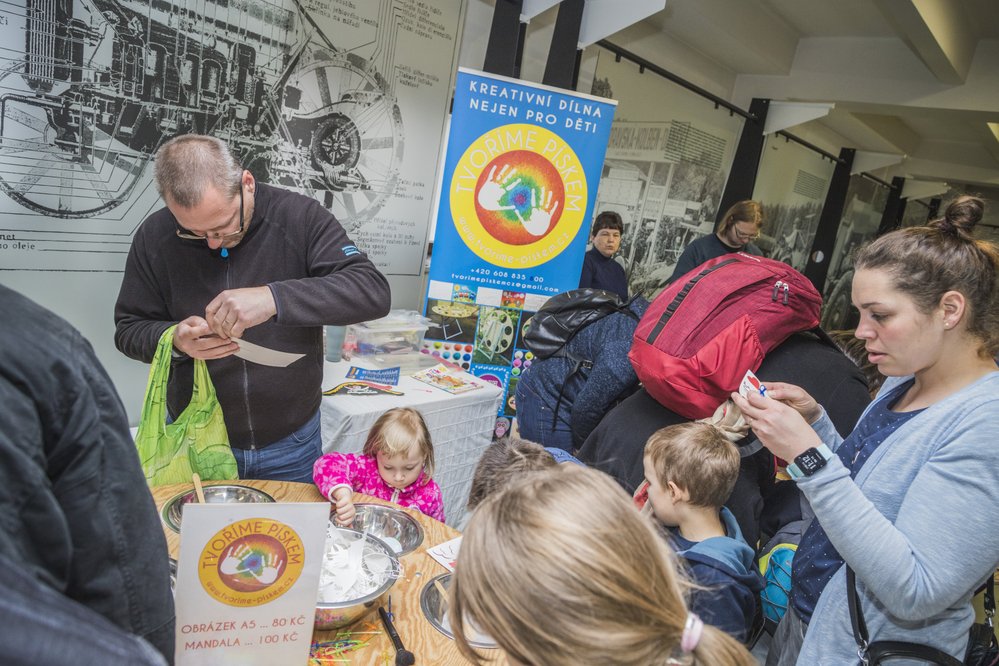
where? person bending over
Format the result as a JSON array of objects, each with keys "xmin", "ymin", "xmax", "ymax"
[{"xmin": 115, "ymin": 134, "xmax": 390, "ymax": 482}]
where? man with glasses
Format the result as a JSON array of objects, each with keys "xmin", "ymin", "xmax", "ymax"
[
  {"xmin": 114, "ymin": 134, "xmax": 390, "ymax": 482},
  {"xmin": 578, "ymin": 210, "xmax": 629, "ymax": 300},
  {"xmin": 669, "ymin": 200, "xmax": 765, "ymax": 284}
]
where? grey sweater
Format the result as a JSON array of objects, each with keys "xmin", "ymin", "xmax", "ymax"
[
  {"xmin": 796, "ymin": 371, "xmax": 999, "ymax": 664},
  {"xmin": 115, "ymin": 183, "xmax": 391, "ymax": 448}
]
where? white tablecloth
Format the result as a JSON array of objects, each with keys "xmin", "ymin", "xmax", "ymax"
[{"xmin": 320, "ymin": 359, "xmax": 502, "ymax": 528}]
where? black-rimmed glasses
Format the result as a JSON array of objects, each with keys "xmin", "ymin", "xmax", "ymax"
[
  {"xmin": 175, "ymin": 186, "xmax": 245, "ymax": 241},
  {"xmin": 733, "ymin": 227, "xmax": 761, "ymax": 242}
]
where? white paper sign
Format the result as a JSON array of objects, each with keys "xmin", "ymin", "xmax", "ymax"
[{"xmin": 174, "ymin": 502, "xmax": 329, "ymax": 666}]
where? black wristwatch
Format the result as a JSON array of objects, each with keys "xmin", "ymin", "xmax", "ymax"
[{"xmin": 787, "ymin": 444, "xmax": 834, "ymax": 479}]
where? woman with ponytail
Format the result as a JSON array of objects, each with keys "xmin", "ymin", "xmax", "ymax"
[
  {"xmin": 450, "ymin": 464, "xmax": 755, "ymax": 666},
  {"xmin": 733, "ymin": 196, "xmax": 999, "ymax": 664}
]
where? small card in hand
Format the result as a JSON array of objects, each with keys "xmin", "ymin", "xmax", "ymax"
[{"xmin": 739, "ymin": 369, "xmax": 768, "ymax": 399}]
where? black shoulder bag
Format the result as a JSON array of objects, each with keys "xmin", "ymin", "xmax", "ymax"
[{"xmin": 848, "ymin": 566, "xmax": 998, "ymax": 666}]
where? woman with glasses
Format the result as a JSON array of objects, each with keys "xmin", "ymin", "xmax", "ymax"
[{"xmin": 669, "ymin": 200, "xmax": 764, "ymax": 284}]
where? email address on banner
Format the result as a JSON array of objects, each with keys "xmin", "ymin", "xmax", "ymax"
[{"xmin": 452, "ymin": 273, "xmax": 559, "ymax": 294}]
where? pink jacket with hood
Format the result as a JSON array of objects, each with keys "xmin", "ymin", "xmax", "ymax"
[{"xmin": 313, "ymin": 452, "xmax": 445, "ymax": 523}]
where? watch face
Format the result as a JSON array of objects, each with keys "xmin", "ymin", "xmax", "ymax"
[{"xmin": 796, "ymin": 449, "xmax": 827, "ymax": 475}]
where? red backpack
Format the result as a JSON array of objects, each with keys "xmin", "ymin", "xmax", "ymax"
[{"xmin": 629, "ymin": 253, "xmax": 822, "ymax": 419}]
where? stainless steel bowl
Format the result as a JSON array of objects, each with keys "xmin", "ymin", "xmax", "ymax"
[
  {"xmin": 420, "ymin": 573, "xmax": 498, "ymax": 649},
  {"xmin": 168, "ymin": 557, "xmax": 177, "ymax": 595},
  {"xmin": 315, "ymin": 527, "xmax": 400, "ymax": 630},
  {"xmin": 348, "ymin": 503, "xmax": 424, "ymax": 556},
  {"xmin": 161, "ymin": 484, "xmax": 275, "ymax": 532}
]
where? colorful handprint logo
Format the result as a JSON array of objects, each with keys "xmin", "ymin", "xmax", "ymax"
[
  {"xmin": 217, "ymin": 535, "xmax": 286, "ymax": 592},
  {"xmin": 450, "ymin": 123, "xmax": 587, "ymax": 269},
  {"xmin": 198, "ymin": 518, "xmax": 305, "ymax": 606},
  {"xmin": 474, "ymin": 151, "xmax": 565, "ymax": 245}
]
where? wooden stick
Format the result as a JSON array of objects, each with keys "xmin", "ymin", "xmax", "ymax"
[
  {"xmin": 192, "ymin": 473, "xmax": 206, "ymax": 504},
  {"xmin": 434, "ymin": 578, "xmax": 449, "ymax": 609}
]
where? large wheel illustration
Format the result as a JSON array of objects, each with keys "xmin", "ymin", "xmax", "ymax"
[
  {"xmin": 281, "ymin": 52, "xmax": 404, "ymax": 230},
  {"xmin": 0, "ymin": 64, "xmax": 151, "ymax": 218}
]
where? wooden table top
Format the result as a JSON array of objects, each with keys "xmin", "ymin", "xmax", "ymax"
[{"xmin": 152, "ymin": 480, "xmax": 499, "ymax": 665}]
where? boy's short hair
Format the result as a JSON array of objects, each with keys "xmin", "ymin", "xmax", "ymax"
[
  {"xmin": 467, "ymin": 437, "xmax": 557, "ymax": 510},
  {"xmin": 644, "ymin": 422, "xmax": 739, "ymax": 508},
  {"xmin": 591, "ymin": 211, "xmax": 624, "ymax": 236}
]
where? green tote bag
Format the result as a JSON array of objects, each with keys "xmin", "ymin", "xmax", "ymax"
[{"xmin": 135, "ymin": 325, "xmax": 239, "ymax": 485}]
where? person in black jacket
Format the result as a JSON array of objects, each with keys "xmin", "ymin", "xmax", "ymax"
[
  {"xmin": 577, "ymin": 331, "xmax": 871, "ymax": 547},
  {"xmin": 0, "ymin": 554, "xmax": 168, "ymax": 666},
  {"xmin": 0, "ymin": 284, "xmax": 175, "ymax": 663},
  {"xmin": 516, "ymin": 295, "xmax": 649, "ymax": 452},
  {"xmin": 578, "ymin": 211, "xmax": 629, "ymax": 300},
  {"xmin": 115, "ymin": 134, "xmax": 391, "ymax": 482}
]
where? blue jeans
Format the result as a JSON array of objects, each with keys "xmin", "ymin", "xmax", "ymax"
[{"xmin": 232, "ymin": 411, "xmax": 323, "ymax": 483}]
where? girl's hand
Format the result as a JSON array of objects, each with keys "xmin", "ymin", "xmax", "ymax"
[
  {"xmin": 731, "ymin": 390, "xmax": 822, "ymax": 463},
  {"xmin": 759, "ymin": 381, "xmax": 822, "ymax": 424},
  {"xmin": 331, "ymin": 488, "xmax": 356, "ymax": 526}
]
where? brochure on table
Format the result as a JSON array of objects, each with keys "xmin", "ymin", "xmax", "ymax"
[{"xmin": 174, "ymin": 502, "xmax": 329, "ymax": 665}]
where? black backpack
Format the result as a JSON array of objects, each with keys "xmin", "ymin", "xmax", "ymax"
[{"xmin": 524, "ymin": 288, "xmax": 638, "ymax": 362}]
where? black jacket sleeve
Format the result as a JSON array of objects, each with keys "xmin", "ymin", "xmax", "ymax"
[
  {"xmin": 267, "ymin": 195, "xmax": 391, "ymax": 326},
  {"xmin": 0, "ymin": 323, "xmax": 176, "ymax": 663}
]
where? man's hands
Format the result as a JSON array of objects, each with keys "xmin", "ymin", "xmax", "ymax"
[
  {"xmin": 172, "ymin": 286, "xmax": 277, "ymax": 360},
  {"xmin": 173, "ymin": 316, "xmax": 240, "ymax": 359},
  {"xmin": 205, "ymin": 286, "xmax": 277, "ymax": 339},
  {"xmin": 331, "ymin": 487, "xmax": 356, "ymax": 526}
]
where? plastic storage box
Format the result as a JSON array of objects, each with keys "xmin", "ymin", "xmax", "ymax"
[{"xmin": 344, "ymin": 311, "xmax": 431, "ymax": 358}]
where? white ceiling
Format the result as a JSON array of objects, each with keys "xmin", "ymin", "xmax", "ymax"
[{"xmin": 635, "ymin": 0, "xmax": 999, "ymax": 190}]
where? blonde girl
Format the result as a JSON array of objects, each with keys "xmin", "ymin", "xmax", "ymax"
[
  {"xmin": 450, "ymin": 465, "xmax": 755, "ymax": 666},
  {"xmin": 313, "ymin": 407, "xmax": 444, "ymax": 523}
]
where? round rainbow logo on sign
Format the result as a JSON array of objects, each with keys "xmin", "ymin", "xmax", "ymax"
[
  {"xmin": 198, "ymin": 518, "xmax": 305, "ymax": 607},
  {"xmin": 450, "ymin": 124, "xmax": 587, "ymax": 268}
]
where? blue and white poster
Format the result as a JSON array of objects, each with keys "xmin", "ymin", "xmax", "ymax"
[{"xmin": 423, "ymin": 69, "xmax": 616, "ymax": 427}]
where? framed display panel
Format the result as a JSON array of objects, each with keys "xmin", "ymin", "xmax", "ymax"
[
  {"xmin": 752, "ymin": 134, "xmax": 836, "ymax": 272},
  {"xmin": 0, "ymin": 0, "xmax": 465, "ymax": 420},
  {"xmin": 589, "ymin": 47, "xmax": 745, "ymax": 298},
  {"xmin": 820, "ymin": 175, "xmax": 891, "ymax": 331}
]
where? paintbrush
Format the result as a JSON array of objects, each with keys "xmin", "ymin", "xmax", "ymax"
[{"xmin": 377, "ymin": 605, "xmax": 415, "ymax": 666}]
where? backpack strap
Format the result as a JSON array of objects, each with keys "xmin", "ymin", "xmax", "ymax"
[{"xmin": 551, "ymin": 357, "xmax": 593, "ymax": 431}]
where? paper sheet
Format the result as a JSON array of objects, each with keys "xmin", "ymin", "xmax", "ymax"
[
  {"xmin": 426, "ymin": 535, "xmax": 462, "ymax": 572},
  {"xmin": 234, "ymin": 339, "xmax": 306, "ymax": 367}
]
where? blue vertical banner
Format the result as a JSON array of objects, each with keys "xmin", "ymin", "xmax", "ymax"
[{"xmin": 422, "ymin": 69, "xmax": 617, "ymax": 433}]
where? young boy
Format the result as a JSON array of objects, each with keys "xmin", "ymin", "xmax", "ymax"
[
  {"xmin": 641, "ymin": 422, "xmax": 762, "ymax": 641},
  {"xmin": 578, "ymin": 211, "xmax": 628, "ymax": 300},
  {"xmin": 466, "ymin": 436, "xmax": 582, "ymax": 511}
]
